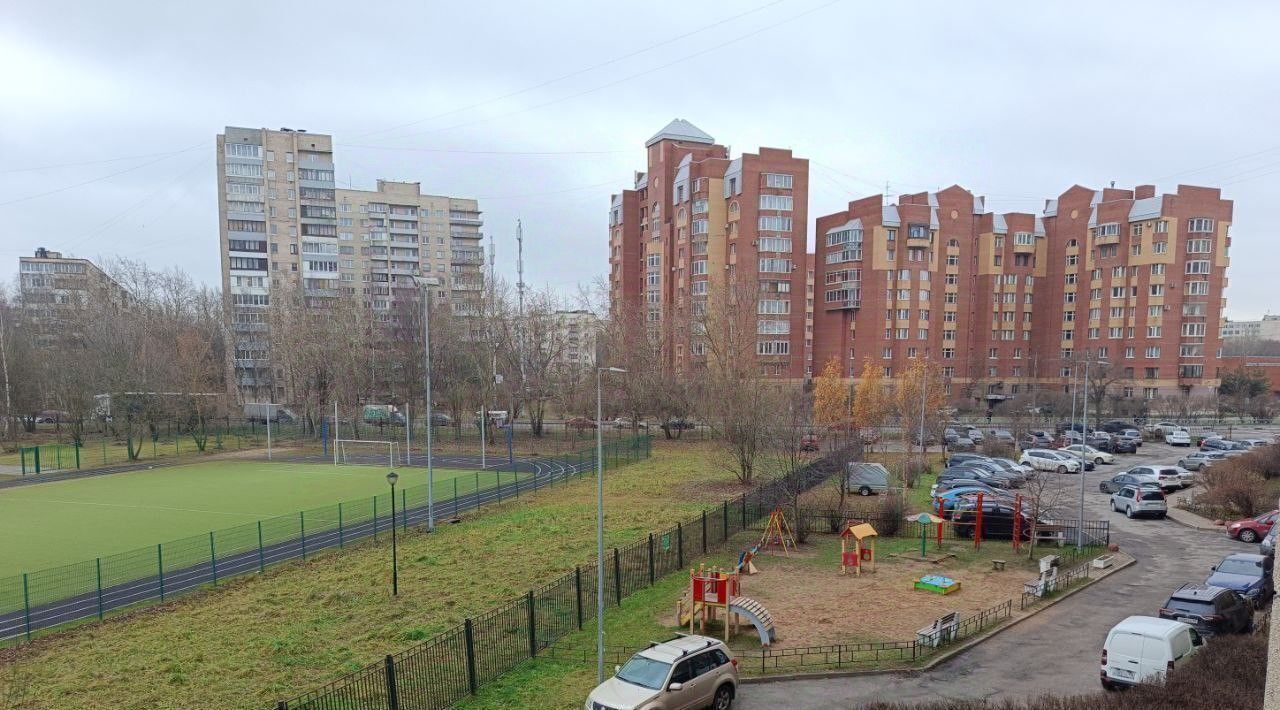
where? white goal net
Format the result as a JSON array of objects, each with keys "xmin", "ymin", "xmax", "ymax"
[{"xmin": 335, "ymin": 439, "xmax": 400, "ymax": 467}]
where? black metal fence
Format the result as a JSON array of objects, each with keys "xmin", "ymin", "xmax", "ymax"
[{"xmin": 276, "ymin": 450, "xmax": 851, "ymax": 709}]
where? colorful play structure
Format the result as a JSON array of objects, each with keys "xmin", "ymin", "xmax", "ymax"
[
  {"xmin": 914, "ymin": 574, "xmax": 962, "ymax": 595},
  {"xmin": 677, "ymin": 563, "xmax": 777, "ymax": 646},
  {"xmin": 758, "ymin": 508, "xmax": 796, "ymax": 555},
  {"xmin": 839, "ymin": 522, "xmax": 878, "ymax": 575}
]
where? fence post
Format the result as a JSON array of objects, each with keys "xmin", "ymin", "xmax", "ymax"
[
  {"xmin": 402, "ymin": 489, "xmax": 407, "ymax": 531},
  {"xmin": 21, "ymin": 573, "xmax": 31, "ymax": 641},
  {"xmin": 384, "ymin": 654, "xmax": 399, "ymax": 710},
  {"xmin": 575, "ymin": 565, "xmax": 583, "ymax": 630},
  {"xmin": 373, "ymin": 495, "xmax": 378, "ymax": 541},
  {"xmin": 95, "ymin": 557, "xmax": 104, "ymax": 620},
  {"xmin": 338, "ymin": 503, "xmax": 344, "ymax": 549},
  {"xmin": 157, "ymin": 544, "xmax": 165, "ymax": 602},
  {"xmin": 701, "ymin": 510, "xmax": 708, "ymax": 553},
  {"xmin": 454, "ymin": 478, "xmax": 459, "ymax": 518},
  {"xmin": 527, "ymin": 590, "xmax": 537, "ymax": 658},
  {"xmin": 464, "ymin": 618, "xmax": 478, "ymax": 696},
  {"xmin": 257, "ymin": 520, "xmax": 265, "ymax": 573},
  {"xmin": 741, "ymin": 494, "xmax": 747, "ymax": 530},
  {"xmin": 677, "ymin": 523, "xmax": 684, "ymax": 569},
  {"xmin": 209, "ymin": 531, "xmax": 217, "ymax": 586},
  {"xmin": 613, "ymin": 547, "xmax": 622, "ymax": 606},
  {"xmin": 723, "ymin": 501, "xmax": 729, "ymax": 543},
  {"xmin": 75, "ymin": 442, "xmax": 81, "ymax": 469},
  {"xmin": 300, "ymin": 511, "xmax": 307, "ymax": 560},
  {"xmin": 647, "ymin": 533, "xmax": 655, "ymax": 586}
]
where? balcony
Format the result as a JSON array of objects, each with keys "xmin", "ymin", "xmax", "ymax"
[
  {"xmin": 905, "ymin": 234, "xmax": 933, "ymax": 248},
  {"xmin": 452, "ymin": 252, "xmax": 485, "ymax": 264},
  {"xmin": 389, "ymin": 222, "xmax": 418, "ymax": 234},
  {"xmin": 1093, "ymin": 233, "xmax": 1120, "ymax": 246},
  {"xmin": 452, "ymin": 281, "xmax": 484, "ymax": 291},
  {"xmin": 449, "ymin": 212, "xmax": 483, "ymax": 226},
  {"xmin": 1013, "ymin": 242, "xmax": 1035, "ymax": 254},
  {"xmin": 304, "ymin": 288, "xmax": 339, "ymax": 297},
  {"xmin": 232, "ymin": 323, "xmax": 269, "ymax": 334}
]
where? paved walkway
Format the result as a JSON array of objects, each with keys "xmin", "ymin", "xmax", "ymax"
[{"xmin": 1165, "ymin": 487, "xmax": 1225, "ymax": 532}]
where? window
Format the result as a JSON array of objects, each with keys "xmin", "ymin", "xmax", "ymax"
[
  {"xmin": 225, "ymin": 142, "xmax": 262, "ymax": 158},
  {"xmin": 692, "ymin": 199, "xmax": 708, "ymax": 215},
  {"xmin": 764, "ymin": 173, "xmax": 793, "ymax": 189},
  {"xmin": 943, "ymin": 330, "xmax": 956, "ymax": 341},
  {"xmin": 907, "ymin": 224, "xmax": 929, "ymax": 239},
  {"xmin": 1144, "ymin": 387, "xmax": 1159, "ymax": 399},
  {"xmin": 1099, "ymin": 244, "xmax": 1118, "ymax": 258},
  {"xmin": 1124, "ymin": 346, "xmax": 1135, "ymax": 359},
  {"xmin": 758, "ymin": 236, "xmax": 792, "ymax": 252},
  {"xmin": 1183, "ymin": 303, "xmax": 1206, "ymax": 316},
  {"xmin": 691, "ymin": 260, "xmax": 708, "ymax": 276},
  {"xmin": 994, "ymin": 236, "xmax": 1005, "ymax": 248},
  {"xmin": 1062, "ymin": 330, "xmax": 1074, "ymax": 341},
  {"xmin": 1186, "ymin": 239, "xmax": 1212, "ymax": 253},
  {"xmin": 909, "ymin": 248, "xmax": 927, "ymax": 262},
  {"xmin": 896, "ymin": 328, "xmax": 909, "ymax": 339},
  {"xmin": 1150, "ymin": 284, "xmax": 1164, "ymax": 297},
  {"xmin": 1145, "ymin": 367, "xmax": 1159, "ymax": 378},
  {"xmin": 1112, "ymin": 266, "xmax": 1126, "ymax": 278},
  {"xmin": 759, "ymin": 258, "xmax": 792, "ymax": 273},
  {"xmin": 759, "ymin": 195, "xmax": 793, "ymax": 211},
  {"xmin": 885, "ymin": 228, "xmax": 897, "ymax": 242},
  {"xmin": 1131, "ymin": 224, "xmax": 1144, "ymax": 237},
  {"xmin": 1186, "ymin": 281, "xmax": 1209, "ymax": 295},
  {"xmin": 1109, "ymin": 327, "xmax": 1123, "ymax": 338},
  {"xmin": 690, "ymin": 280, "xmax": 708, "ymax": 295},
  {"xmin": 1063, "ymin": 311, "xmax": 1076, "ymax": 323},
  {"xmin": 1180, "ymin": 344, "xmax": 1204, "ymax": 357},
  {"xmin": 1111, "ymin": 286, "xmax": 1125, "ymax": 299},
  {"xmin": 1066, "ymin": 274, "xmax": 1078, "ymax": 285},
  {"xmin": 1066, "ymin": 254, "xmax": 1079, "ymax": 266},
  {"xmin": 1131, "ymin": 243, "xmax": 1143, "ymax": 256},
  {"xmin": 757, "ymin": 320, "xmax": 790, "ymax": 334},
  {"xmin": 826, "ymin": 228, "xmax": 863, "ymax": 247},
  {"xmin": 757, "ymin": 341, "xmax": 790, "ymax": 355},
  {"xmin": 1145, "ymin": 346, "xmax": 1161, "ymax": 358},
  {"xmin": 1015, "ymin": 232, "xmax": 1034, "ymax": 246},
  {"xmin": 1147, "ymin": 325, "xmax": 1162, "ymax": 337},
  {"xmin": 1186, "ymin": 260, "xmax": 1210, "ymax": 274},
  {"xmin": 1092, "ymin": 223, "xmax": 1119, "ymax": 237},
  {"xmin": 758, "ymin": 299, "xmax": 790, "ymax": 315},
  {"xmin": 758, "ymin": 216, "xmax": 793, "ymax": 232},
  {"xmin": 1064, "ymin": 292, "xmax": 1076, "ymax": 304},
  {"xmin": 1182, "ymin": 323, "xmax": 1207, "ymax": 337},
  {"xmin": 1151, "ymin": 263, "xmax": 1166, "ymax": 275},
  {"xmin": 989, "ymin": 347, "xmax": 999, "ymax": 359},
  {"xmin": 1187, "ymin": 218, "xmax": 1214, "ymax": 233}
]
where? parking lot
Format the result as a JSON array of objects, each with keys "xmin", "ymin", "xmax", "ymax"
[{"xmin": 738, "ymin": 435, "xmax": 1265, "ymax": 709}]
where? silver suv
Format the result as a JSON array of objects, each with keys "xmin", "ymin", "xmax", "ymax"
[
  {"xmin": 586, "ymin": 635, "xmax": 738, "ymax": 710},
  {"xmin": 1110, "ymin": 484, "xmax": 1168, "ymax": 519}
]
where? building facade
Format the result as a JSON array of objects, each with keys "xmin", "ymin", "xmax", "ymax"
[
  {"xmin": 552, "ymin": 309, "xmax": 600, "ymax": 372},
  {"xmin": 217, "ymin": 126, "xmax": 483, "ymax": 402},
  {"xmin": 608, "ymin": 120, "xmax": 809, "ymax": 378},
  {"xmin": 17, "ymin": 248, "xmax": 129, "ymax": 344},
  {"xmin": 812, "ymin": 183, "xmax": 1233, "ymax": 404},
  {"xmin": 1222, "ymin": 315, "xmax": 1280, "ymax": 341},
  {"xmin": 1218, "ymin": 355, "xmax": 1280, "ymax": 398}
]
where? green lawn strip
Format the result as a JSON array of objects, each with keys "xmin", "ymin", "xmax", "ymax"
[
  {"xmin": 0, "ymin": 461, "xmax": 479, "ymax": 576},
  {"xmin": 0, "ymin": 444, "xmax": 738, "ymax": 709}
]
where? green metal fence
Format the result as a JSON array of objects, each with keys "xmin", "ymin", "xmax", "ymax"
[
  {"xmin": 0, "ymin": 434, "xmax": 652, "ymax": 644},
  {"xmin": 18, "ymin": 444, "xmax": 81, "ymax": 475}
]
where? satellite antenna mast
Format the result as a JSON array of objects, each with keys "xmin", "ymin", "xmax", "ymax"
[{"xmin": 516, "ymin": 220, "xmax": 528, "ymax": 422}]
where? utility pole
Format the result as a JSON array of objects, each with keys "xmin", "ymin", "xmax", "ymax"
[
  {"xmin": 515, "ymin": 220, "xmax": 528, "ymax": 431},
  {"xmin": 0, "ymin": 304, "xmax": 12, "ymax": 441}
]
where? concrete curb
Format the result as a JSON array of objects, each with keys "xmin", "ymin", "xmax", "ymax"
[
  {"xmin": 740, "ymin": 551, "xmax": 1138, "ymax": 685},
  {"xmin": 1165, "ymin": 488, "xmax": 1227, "ymax": 532}
]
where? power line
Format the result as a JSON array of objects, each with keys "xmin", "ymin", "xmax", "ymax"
[
  {"xmin": 1154, "ymin": 145, "xmax": 1280, "ymax": 182},
  {"xmin": 476, "ymin": 180, "xmax": 617, "ymax": 201},
  {"xmin": 356, "ymin": 0, "xmax": 790, "ymax": 140},
  {"xmin": 391, "ymin": 0, "xmax": 845, "ymax": 141},
  {"xmin": 337, "ymin": 143, "xmax": 629, "ymax": 156},
  {"xmin": 0, "ymin": 150, "xmax": 202, "ymax": 175},
  {"xmin": 0, "ymin": 142, "xmax": 207, "ymax": 208}
]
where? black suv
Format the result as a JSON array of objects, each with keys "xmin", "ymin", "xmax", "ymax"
[
  {"xmin": 1159, "ymin": 584, "xmax": 1253, "ymax": 636},
  {"xmin": 950, "ymin": 500, "xmax": 1033, "ymax": 540}
]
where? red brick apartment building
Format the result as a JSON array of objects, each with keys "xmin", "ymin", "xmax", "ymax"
[
  {"xmin": 608, "ymin": 120, "xmax": 809, "ymax": 378},
  {"xmin": 812, "ymin": 184, "xmax": 1233, "ymax": 403},
  {"xmin": 1219, "ymin": 356, "xmax": 1280, "ymax": 397}
]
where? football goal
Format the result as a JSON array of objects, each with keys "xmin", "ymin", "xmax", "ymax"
[{"xmin": 335, "ymin": 439, "xmax": 400, "ymax": 467}]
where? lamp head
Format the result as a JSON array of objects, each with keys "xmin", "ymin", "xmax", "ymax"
[{"xmin": 386, "ymin": 470, "xmax": 399, "ymax": 486}]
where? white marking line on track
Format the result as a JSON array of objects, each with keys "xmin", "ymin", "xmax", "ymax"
[{"xmin": 0, "ymin": 497, "xmax": 274, "ymax": 519}]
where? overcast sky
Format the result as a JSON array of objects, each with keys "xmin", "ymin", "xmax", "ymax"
[{"xmin": 2, "ymin": 0, "xmax": 1278, "ymax": 318}]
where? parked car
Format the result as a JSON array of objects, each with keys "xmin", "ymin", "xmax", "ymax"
[
  {"xmin": 1178, "ymin": 450, "xmax": 1227, "ymax": 471},
  {"xmin": 1158, "ymin": 584, "xmax": 1253, "ymax": 636},
  {"xmin": 1019, "ymin": 449, "xmax": 1083, "ymax": 474},
  {"xmin": 1100, "ymin": 616, "xmax": 1203, "ymax": 690},
  {"xmin": 965, "ymin": 427, "xmax": 985, "ymax": 444},
  {"xmin": 1239, "ymin": 438, "xmax": 1270, "ymax": 449},
  {"xmin": 949, "ymin": 436, "xmax": 976, "ymax": 451},
  {"xmin": 1170, "ymin": 466, "xmax": 1196, "ymax": 488},
  {"xmin": 1164, "ymin": 428, "xmax": 1192, "ymax": 446},
  {"xmin": 931, "ymin": 479, "xmax": 1009, "ymax": 498},
  {"xmin": 1022, "ymin": 430, "xmax": 1055, "ymax": 448},
  {"xmin": 1227, "ymin": 510, "xmax": 1278, "ymax": 543},
  {"xmin": 566, "ymin": 416, "xmax": 598, "ymax": 430},
  {"xmin": 988, "ymin": 457, "xmax": 1034, "ymax": 476},
  {"xmin": 955, "ymin": 458, "xmax": 1026, "ymax": 485},
  {"xmin": 1100, "ymin": 419, "xmax": 1138, "ymax": 434},
  {"xmin": 988, "ymin": 429, "xmax": 1015, "ymax": 445},
  {"xmin": 586, "ymin": 634, "xmax": 739, "ymax": 710},
  {"xmin": 1195, "ymin": 432, "xmax": 1222, "ymax": 446},
  {"xmin": 1206, "ymin": 553, "xmax": 1275, "ymax": 605},
  {"xmin": 1106, "ymin": 435, "xmax": 1139, "ymax": 454},
  {"xmin": 1058, "ymin": 421, "xmax": 1086, "ymax": 434},
  {"xmin": 1145, "ymin": 421, "xmax": 1182, "ymax": 436},
  {"xmin": 949, "ymin": 500, "xmax": 1034, "ymax": 540},
  {"xmin": 1110, "ymin": 485, "xmax": 1167, "ymax": 519},
  {"xmin": 938, "ymin": 468, "xmax": 1012, "ymax": 489},
  {"xmin": 944, "ymin": 452, "xmax": 990, "ymax": 467},
  {"xmin": 845, "ymin": 462, "xmax": 890, "ymax": 496},
  {"xmin": 610, "ymin": 417, "xmax": 650, "ymax": 429},
  {"xmin": 1120, "ymin": 428, "xmax": 1143, "ymax": 448},
  {"xmin": 1202, "ymin": 438, "xmax": 1248, "ymax": 453},
  {"xmin": 1262, "ymin": 524, "xmax": 1278, "ymax": 558},
  {"xmin": 1058, "ymin": 444, "xmax": 1115, "ymax": 466},
  {"xmin": 1124, "ymin": 465, "xmax": 1183, "ymax": 492},
  {"xmin": 1098, "ymin": 473, "xmax": 1163, "ymax": 494}
]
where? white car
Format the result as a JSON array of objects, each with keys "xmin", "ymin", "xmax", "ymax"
[
  {"xmin": 1058, "ymin": 444, "xmax": 1115, "ymax": 466},
  {"xmin": 1124, "ymin": 465, "xmax": 1183, "ymax": 492},
  {"xmin": 1170, "ymin": 466, "xmax": 1196, "ymax": 488},
  {"xmin": 1019, "ymin": 449, "xmax": 1083, "ymax": 474},
  {"xmin": 1164, "ymin": 428, "xmax": 1192, "ymax": 446},
  {"xmin": 1240, "ymin": 438, "xmax": 1271, "ymax": 449},
  {"xmin": 1101, "ymin": 616, "xmax": 1202, "ymax": 690}
]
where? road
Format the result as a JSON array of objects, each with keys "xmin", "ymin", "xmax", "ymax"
[{"xmin": 738, "ymin": 439, "xmax": 1256, "ymax": 709}]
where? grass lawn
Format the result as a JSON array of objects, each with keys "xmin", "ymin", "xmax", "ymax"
[
  {"xmin": 0, "ymin": 461, "xmax": 478, "ymax": 577},
  {"xmin": 0, "ymin": 441, "xmax": 751, "ymax": 709}
]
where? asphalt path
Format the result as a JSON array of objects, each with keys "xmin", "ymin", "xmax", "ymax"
[
  {"xmin": 0, "ymin": 453, "xmax": 597, "ymax": 641},
  {"xmin": 738, "ymin": 439, "xmax": 1255, "ymax": 709}
]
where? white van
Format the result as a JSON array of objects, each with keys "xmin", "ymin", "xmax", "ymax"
[{"xmin": 1100, "ymin": 616, "xmax": 1203, "ymax": 690}]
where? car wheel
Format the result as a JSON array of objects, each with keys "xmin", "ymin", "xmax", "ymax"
[
  {"xmin": 1126, "ymin": 506, "xmax": 1135, "ymax": 519},
  {"xmin": 859, "ymin": 486, "xmax": 872, "ymax": 496},
  {"xmin": 713, "ymin": 684, "xmax": 734, "ymax": 710},
  {"xmin": 1095, "ymin": 457, "xmax": 1104, "ymax": 465},
  {"xmin": 1111, "ymin": 500, "xmax": 1118, "ymax": 512},
  {"xmin": 1057, "ymin": 465, "xmax": 1067, "ymax": 474},
  {"xmin": 1240, "ymin": 529, "xmax": 1260, "ymax": 543},
  {"xmin": 1101, "ymin": 678, "xmax": 1116, "ymax": 691},
  {"xmin": 1157, "ymin": 513, "xmax": 1167, "ymax": 519}
]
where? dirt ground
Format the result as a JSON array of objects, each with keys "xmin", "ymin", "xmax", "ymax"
[{"xmin": 668, "ymin": 534, "xmax": 1035, "ymax": 649}]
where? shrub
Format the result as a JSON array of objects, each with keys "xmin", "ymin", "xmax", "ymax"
[
  {"xmin": 903, "ymin": 458, "xmax": 932, "ymax": 488},
  {"xmin": 873, "ymin": 494, "xmax": 906, "ymax": 537},
  {"xmin": 1198, "ymin": 459, "xmax": 1272, "ymax": 517},
  {"xmin": 980, "ymin": 441, "xmax": 1016, "ymax": 459},
  {"xmin": 1238, "ymin": 442, "xmax": 1280, "ymax": 479}
]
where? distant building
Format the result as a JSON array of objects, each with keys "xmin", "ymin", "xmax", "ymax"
[
  {"xmin": 1218, "ymin": 355, "xmax": 1280, "ymax": 397},
  {"xmin": 553, "ymin": 310, "xmax": 599, "ymax": 371},
  {"xmin": 1222, "ymin": 315, "xmax": 1280, "ymax": 341},
  {"xmin": 18, "ymin": 248, "xmax": 129, "ymax": 344}
]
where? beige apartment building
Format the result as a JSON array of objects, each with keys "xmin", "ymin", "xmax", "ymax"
[
  {"xmin": 17, "ymin": 248, "xmax": 130, "ymax": 345},
  {"xmin": 216, "ymin": 126, "xmax": 484, "ymax": 402}
]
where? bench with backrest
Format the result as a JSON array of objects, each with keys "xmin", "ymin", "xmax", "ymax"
[{"xmin": 916, "ymin": 611, "xmax": 960, "ymax": 648}]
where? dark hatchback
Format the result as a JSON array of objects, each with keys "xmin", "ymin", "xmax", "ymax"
[{"xmin": 1159, "ymin": 584, "xmax": 1253, "ymax": 636}]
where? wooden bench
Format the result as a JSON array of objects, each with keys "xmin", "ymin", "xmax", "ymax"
[{"xmin": 916, "ymin": 611, "xmax": 960, "ymax": 648}]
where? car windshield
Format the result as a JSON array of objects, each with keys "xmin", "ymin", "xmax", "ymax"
[
  {"xmin": 1216, "ymin": 559, "xmax": 1263, "ymax": 577},
  {"xmin": 1167, "ymin": 598, "xmax": 1215, "ymax": 615},
  {"xmin": 615, "ymin": 655, "xmax": 672, "ymax": 690},
  {"xmin": 1139, "ymin": 490, "xmax": 1164, "ymax": 501}
]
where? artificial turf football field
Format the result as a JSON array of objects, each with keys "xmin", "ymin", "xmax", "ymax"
[{"xmin": 0, "ymin": 460, "xmax": 478, "ymax": 577}]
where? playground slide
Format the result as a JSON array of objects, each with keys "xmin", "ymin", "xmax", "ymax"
[{"xmin": 728, "ymin": 596, "xmax": 776, "ymax": 646}]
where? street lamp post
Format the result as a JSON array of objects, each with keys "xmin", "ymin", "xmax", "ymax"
[
  {"xmin": 596, "ymin": 366, "xmax": 627, "ymax": 684},
  {"xmin": 387, "ymin": 469, "xmax": 399, "ymax": 596},
  {"xmin": 413, "ymin": 276, "xmax": 441, "ymax": 531},
  {"xmin": 1076, "ymin": 356, "xmax": 1108, "ymax": 550}
]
